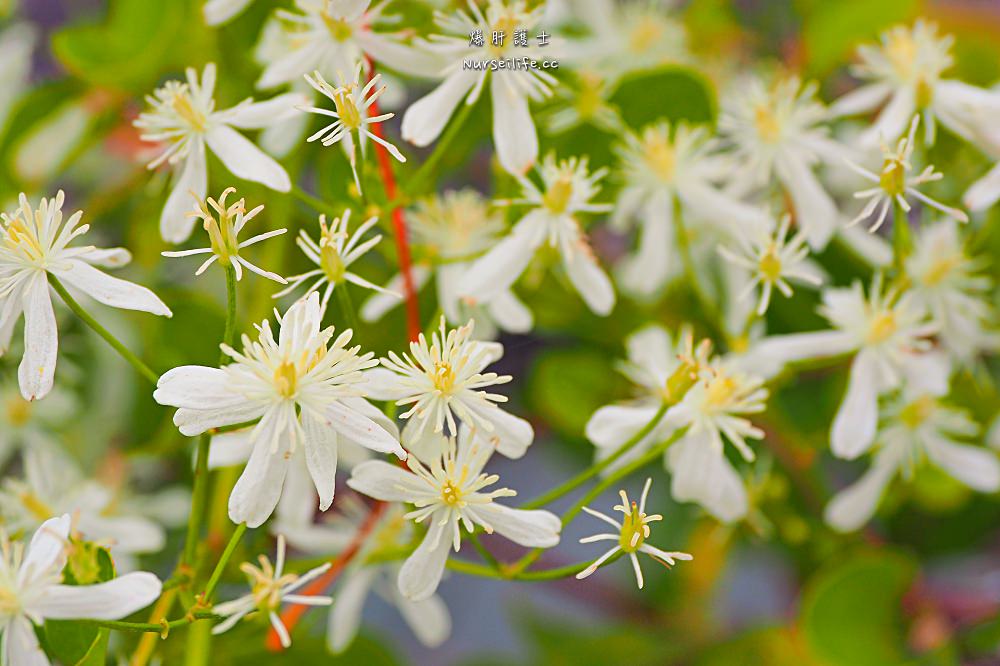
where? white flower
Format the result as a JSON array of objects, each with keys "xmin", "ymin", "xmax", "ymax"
[
  {"xmin": 203, "ymin": 0, "xmax": 253, "ymax": 25},
  {"xmin": 576, "ymin": 478, "xmax": 692, "ymax": 589},
  {"xmin": 0, "ymin": 446, "xmax": 165, "ymax": 560},
  {"xmin": 752, "ymin": 277, "xmax": 936, "ymax": 459},
  {"xmin": 273, "ymin": 209, "xmax": 394, "ymax": 313},
  {"xmin": 154, "ymin": 293, "xmax": 406, "ymax": 528},
  {"xmin": 613, "ymin": 122, "xmax": 770, "ymax": 296},
  {"xmin": 211, "ymin": 534, "xmax": 333, "ymax": 648},
  {"xmin": 0, "ymin": 22, "xmax": 36, "ymax": 132},
  {"xmin": 719, "ymin": 75, "xmax": 851, "ymax": 249},
  {"xmin": 545, "ymin": 71, "xmax": 621, "ymax": 135},
  {"xmin": 0, "ymin": 382, "xmax": 74, "ymax": 468},
  {"xmin": 718, "ymin": 214, "xmax": 824, "ymax": 315},
  {"xmin": 401, "ymin": 0, "xmax": 555, "ymax": 175},
  {"xmin": 845, "ymin": 115, "xmax": 968, "ymax": 231},
  {"xmin": 460, "ymin": 154, "xmax": 615, "ymax": 315},
  {"xmin": 360, "ymin": 189, "xmax": 533, "ymax": 337},
  {"xmin": 161, "ymin": 187, "xmax": 287, "ymax": 283},
  {"xmin": 0, "ymin": 192, "xmax": 172, "ymax": 401},
  {"xmin": 829, "ymin": 20, "xmax": 1000, "ymax": 152},
  {"xmin": 365, "ymin": 317, "xmax": 533, "ymax": 458},
  {"xmin": 0, "ymin": 515, "xmax": 162, "ymax": 666},
  {"xmin": 348, "ymin": 431, "xmax": 561, "ymax": 601},
  {"xmin": 134, "ymin": 63, "xmax": 303, "ymax": 243},
  {"xmin": 276, "ymin": 498, "xmax": 451, "ymax": 653},
  {"xmin": 825, "ymin": 352, "xmax": 1000, "ymax": 531},
  {"xmin": 302, "ymin": 66, "xmax": 405, "ymax": 193},
  {"xmin": 905, "ymin": 220, "xmax": 998, "ymax": 362},
  {"xmin": 255, "ymin": 0, "xmax": 442, "ymax": 90}
]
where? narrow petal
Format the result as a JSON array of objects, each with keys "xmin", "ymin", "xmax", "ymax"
[
  {"xmin": 18, "ymin": 275, "xmax": 57, "ymax": 401},
  {"xmin": 486, "ymin": 290, "xmax": 533, "ymax": 333},
  {"xmin": 3, "ymin": 616, "xmax": 48, "ymax": 666},
  {"xmin": 472, "ymin": 504, "xmax": 560, "ymax": 548},
  {"xmin": 824, "ymin": 458, "xmax": 896, "ymax": 532},
  {"xmin": 667, "ymin": 430, "xmax": 748, "ymax": 522},
  {"xmin": 23, "ymin": 514, "xmax": 71, "ymax": 575},
  {"xmin": 964, "ymin": 161, "xmax": 1000, "ymax": 212},
  {"xmin": 52, "ymin": 260, "xmax": 171, "ymax": 316},
  {"xmin": 302, "ymin": 409, "xmax": 339, "ymax": 511},
  {"xmin": 477, "ymin": 407, "xmax": 534, "ymax": 459},
  {"xmin": 398, "ymin": 519, "xmax": 451, "ymax": 601},
  {"xmin": 831, "ymin": 351, "xmax": 879, "ymax": 459},
  {"xmin": 226, "ymin": 93, "xmax": 308, "ymax": 129},
  {"xmin": 925, "ymin": 436, "xmax": 1000, "ymax": 492},
  {"xmin": 228, "ymin": 417, "xmax": 290, "ymax": 527},
  {"xmin": 35, "ymin": 572, "xmax": 161, "ymax": 619},
  {"xmin": 561, "ymin": 239, "xmax": 615, "ymax": 316},
  {"xmin": 392, "ymin": 585, "xmax": 452, "ymax": 648},
  {"xmin": 325, "ymin": 400, "xmax": 406, "ymax": 458},
  {"xmin": 326, "ymin": 566, "xmax": 376, "ymax": 653},
  {"xmin": 347, "ymin": 460, "xmax": 426, "ymax": 502},
  {"xmin": 460, "ymin": 211, "xmax": 547, "ymax": 303},
  {"xmin": 490, "ymin": 75, "xmax": 537, "ymax": 175},
  {"xmin": 160, "ymin": 146, "xmax": 206, "ymax": 244},
  {"xmin": 775, "ymin": 153, "xmax": 837, "ymax": 249},
  {"xmin": 401, "ymin": 69, "xmax": 478, "ymax": 147},
  {"xmin": 154, "ymin": 366, "xmax": 242, "ymax": 410},
  {"xmin": 205, "ymin": 125, "xmax": 291, "ymax": 192}
]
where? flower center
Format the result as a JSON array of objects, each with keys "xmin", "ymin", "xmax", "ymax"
[
  {"xmin": 321, "ymin": 13, "xmax": 354, "ymax": 41},
  {"xmin": 866, "ymin": 311, "xmax": 897, "ymax": 345},
  {"xmin": 432, "ymin": 361, "xmax": 457, "ymax": 394},
  {"xmin": 2, "ymin": 217, "xmax": 45, "ymax": 263},
  {"xmin": 705, "ymin": 374, "xmax": 739, "ymax": 409},
  {"xmin": 542, "ymin": 175, "xmax": 574, "ymax": 214},
  {"xmin": 170, "ymin": 88, "xmax": 207, "ymax": 132},
  {"xmin": 440, "ymin": 479, "xmax": 464, "ymax": 507},
  {"xmin": 273, "ymin": 360, "xmax": 299, "ymax": 398},
  {"xmin": 921, "ymin": 254, "xmax": 959, "ymax": 286},
  {"xmin": 488, "ymin": 13, "xmax": 518, "ymax": 56},
  {"xmin": 332, "ymin": 86, "xmax": 362, "ymax": 130},
  {"xmin": 576, "ymin": 73, "xmax": 603, "ymax": 119},
  {"xmin": 643, "ymin": 134, "xmax": 676, "ymax": 183},
  {"xmin": 618, "ymin": 502, "xmax": 649, "ymax": 552},
  {"xmin": 758, "ymin": 247, "xmax": 783, "ymax": 282},
  {"xmin": 0, "ymin": 586, "xmax": 21, "ymax": 618},
  {"xmin": 318, "ymin": 222, "xmax": 347, "ymax": 284},
  {"xmin": 899, "ymin": 395, "xmax": 935, "ymax": 429},
  {"xmin": 754, "ymin": 104, "xmax": 782, "ymax": 143},
  {"xmin": 879, "ymin": 159, "xmax": 906, "ymax": 196},
  {"xmin": 629, "ymin": 21, "xmax": 663, "ymax": 53},
  {"xmin": 886, "ymin": 31, "xmax": 917, "ymax": 81},
  {"xmin": 5, "ymin": 396, "xmax": 31, "ymax": 427}
]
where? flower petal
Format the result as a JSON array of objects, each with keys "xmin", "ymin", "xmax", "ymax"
[
  {"xmin": 23, "ymin": 514, "xmax": 71, "ymax": 575},
  {"xmin": 925, "ymin": 436, "xmax": 1000, "ymax": 492},
  {"xmin": 3, "ymin": 616, "xmax": 48, "ymax": 666},
  {"xmin": 831, "ymin": 351, "xmax": 879, "ymax": 460},
  {"xmin": 327, "ymin": 565, "xmax": 376, "ymax": 653},
  {"xmin": 824, "ymin": 456, "xmax": 896, "ymax": 532},
  {"xmin": 325, "ymin": 400, "xmax": 405, "ymax": 458},
  {"xmin": 154, "ymin": 366, "xmax": 241, "ymax": 409},
  {"xmin": 460, "ymin": 211, "xmax": 547, "ymax": 304},
  {"xmin": 205, "ymin": 124, "xmax": 291, "ymax": 192},
  {"xmin": 401, "ymin": 68, "xmax": 479, "ymax": 147},
  {"xmin": 667, "ymin": 430, "xmax": 748, "ymax": 523},
  {"xmin": 347, "ymin": 460, "xmax": 426, "ymax": 502},
  {"xmin": 486, "ymin": 290, "xmax": 533, "ymax": 333},
  {"xmin": 392, "ymin": 582, "xmax": 451, "ymax": 648},
  {"xmin": 35, "ymin": 572, "xmax": 161, "ymax": 619},
  {"xmin": 398, "ymin": 519, "xmax": 451, "ymax": 601},
  {"xmin": 160, "ymin": 146, "xmax": 206, "ymax": 244},
  {"xmin": 302, "ymin": 409, "xmax": 339, "ymax": 511},
  {"xmin": 226, "ymin": 93, "xmax": 308, "ymax": 129},
  {"xmin": 18, "ymin": 275, "xmax": 57, "ymax": 401},
  {"xmin": 471, "ymin": 503, "xmax": 560, "ymax": 548},
  {"xmin": 52, "ymin": 260, "xmax": 171, "ymax": 316},
  {"xmin": 228, "ymin": 413, "xmax": 291, "ymax": 527},
  {"xmin": 490, "ymin": 75, "xmax": 537, "ymax": 175},
  {"xmin": 561, "ymin": 237, "xmax": 615, "ymax": 316}
]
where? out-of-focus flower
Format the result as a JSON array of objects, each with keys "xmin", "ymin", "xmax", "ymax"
[
  {"xmin": 203, "ymin": 0, "xmax": 253, "ymax": 25},
  {"xmin": 613, "ymin": 122, "xmax": 769, "ymax": 296},
  {"xmin": 0, "ymin": 192, "xmax": 172, "ymax": 401},
  {"xmin": 135, "ymin": 63, "xmax": 303, "ymax": 243},
  {"xmin": 719, "ymin": 75, "xmax": 850, "ymax": 249},
  {"xmin": 845, "ymin": 116, "xmax": 968, "ymax": 231},
  {"xmin": 460, "ymin": 154, "xmax": 615, "ymax": 315},
  {"xmin": 576, "ymin": 478, "xmax": 692, "ymax": 589},
  {"xmin": 212, "ymin": 535, "xmax": 333, "ymax": 648},
  {"xmin": 154, "ymin": 293, "xmax": 405, "ymax": 527},
  {"xmin": 0, "ymin": 515, "xmax": 162, "ymax": 666},
  {"xmin": 402, "ymin": 0, "xmax": 555, "ymax": 175},
  {"xmin": 161, "ymin": 188, "xmax": 287, "ymax": 283},
  {"xmin": 302, "ymin": 66, "xmax": 405, "ymax": 193},
  {"xmin": 0, "ymin": 22, "xmax": 35, "ymax": 131},
  {"xmin": 905, "ymin": 220, "xmax": 998, "ymax": 363},
  {"xmin": 348, "ymin": 432, "xmax": 561, "ymax": 600},
  {"xmin": 0, "ymin": 382, "xmax": 74, "ymax": 468},
  {"xmin": 830, "ymin": 20, "xmax": 1000, "ymax": 151},
  {"xmin": 273, "ymin": 209, "xmax": 394, "ymax": 313},
  {"xmin": 0, "ymin": 446, "xmax": 165, "ymax": 560},
  {"xmin": 361, "ymin": 190, "xmax": 533, "ymax": 337},
  {"xmin": 364, "ymin": 317, "xmax": 532, "ymax": 457},
  {"xmin": 753, "ymin": 277, "xmax": 936, "ymax": 459},
  {"xmin": 718, "ymin": 214, "xmax": 824, "ymax": 315},
  {"xmin": 546, "ymin": 70, "xmax": 621, "ymax": 135},
  {"xmin": 825, "ymin": 352, "xmax": 1000, "ymax": 531},
  {"xmin": 276, "ymin": 498, "xmax": 451, "ymax": 653}
]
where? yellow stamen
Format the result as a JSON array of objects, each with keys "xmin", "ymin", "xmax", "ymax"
[
  {"xmin": 866, "ymin": 311, "xmax": 897, "ymax": 345},
  {"xmin": 542, "ymin": 176, "xmax": 574, "ymax": 214},
  {"xmin": 274, "ymin": 361, "xmax": 298, "ymax": 398}
]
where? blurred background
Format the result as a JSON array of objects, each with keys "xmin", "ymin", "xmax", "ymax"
[{"xmin": 2, "ymin": 0, "xmax": 1000, "ymax": 664}]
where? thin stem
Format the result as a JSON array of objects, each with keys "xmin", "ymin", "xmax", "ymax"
[
  {"xmin": 182, "ymin": 434, "xmax": 212, "ymax": 569},
  {"xmin": 290, "ymin": 185, "xmax": 338, "ymax": 218},
  {"xmin": 892, "ymin": 201, "xmax": 912, "ymax": 274},
  {"xmin": 201, "ymin": 523, "xmax": 247, "ymax": 603},
  {"xmin": 405, "ymin": 99, "xmax": 477, "ymax": 197},
  {"xmin": 78, "ymin": 611, "xmax": 218, "ymax": 634},
  {"xmin": 335, "ymin": 285, "xmax": 361, "ymax": 333},
  {"xmin": 221, "ymin": 264, "xmax": 238, "ymax": 359},
  {"xmin": 673, "ymin": 201, "xmax": 724, "ymax": 341},
  {"xmin": 469, "ymin": 533, "xmax": 502, "ymax": 571},
  {"xmin": 445, "ymin": 553, "xmax": 622, "ymax": 581},
  {"xmin": 129, "ymin": 588, "xmax": 177, "ymax": 666},
  {"xmin": 521, "ymin": 404, "xmax": 669, "ymax": 510},
  {"xmin": 48, "ymin": 274, "xmax": 158, "ymax": 384}
]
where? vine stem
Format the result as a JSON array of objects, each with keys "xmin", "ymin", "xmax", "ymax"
[
  {"xmin": 521, "ymin": 404, "xmax": 669, "ymax": 510},
  {"xmin": 446, "ymin": 553, "xmax": 622, "ymax": 581},
  {"xmin": 48, "ymin": 274, "xmax": 159, "ymax": 384},
  {"xmin": 892, "ymin": 201, "xmax": 912, "ymax": 274},
  {"xmin": 200, "ymin": 523, "xmax": 247, "ymax": 604},
  {"xmin": 403, "ymin": 98, "xmax": 476, "ymax": 197},
  {"xmin": 79, "ymin": 611, "xmax": 219, "ymax": 634},
  {"xmin": 290, "ymin": 184, "xmax": 339, "ymax": 218},
  {"xmin": 335, "ymin": 284, "xmax": 361, "ymax": 334}
]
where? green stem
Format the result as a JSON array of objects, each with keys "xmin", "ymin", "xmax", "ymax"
[
  {"xmin": 521, "ymin": 404, "xmax": 669, "ymax": 510},
  {"xmin": 405, "ymin": 100, "xmax": 477, "ymax": 196},
  {"xmin": 48, "ymin": 274, "xmax": 158, "ymax": 385},
  {"xmin": 78, "ymin": 611, "xmax": 219, "ymax": 634},
  {"xmin": 290, "ymin": 185, "xmax": 339, "ymax": 218},
  {"xmin": 446, "ymin": 552, "xmax": 623, "ymax": 581},
  {"xmin": 673, "ymin": 201, "xmax": 723, "ymax": 340},
  {"xmin": 221, "ymin": 264, "xmax": 238, "ymax": 360},
  {"xmin": 201, "ymin": 523, "xmax": 247, "ymax": 603},
  {"xmin": 335, "ymin": 285, "xmax": 361, "ymax": 333},
  {"xmin": 469, "ymin": 533, "xmax": 502, "ymax": 571},
  {"xmin": 182, "ymin": 434, "xmax": 211, "ymax": 569},
  {"xmin": 892, "ymin": 201, "xmax": 912, "ymax": 274}
]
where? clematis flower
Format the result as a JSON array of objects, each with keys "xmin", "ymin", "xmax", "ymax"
[
  {"xmin": 0, "ymin": 515, "xmax": 162, "ymax": 666},
  {"xmin": 161, "ymin": 188, "xmax": 287, "ymax": 283},
  {"xmin": 134, "ymin": 63, "xmax": 304, "ymax": 243},
  {"xmin": 845, "ymin": 115, "xmax": 967, "ymax": 231},
  {"xmin": 752, "ymin": 277, "xmax": 936, "ymax": 459},
  {"xmin": 460, "ymin": 154, "xmax": 615, "ymax": 315},
  {"xmin": 401, "ymin": 0, "xmax": 555, "ymax": 175},
  {"xmin": 576, "ymin": 478, "xmax": 692, "ymax": 589},
  {"xmin": 211, "ymin": 535, "xmax": 333, "ymax": 648},
  {"xmin": 825, "ymin": 352, "xmax": 1000, "ymax": 531},
  {"xmin": 360, "ymin": 189, "xmax": 533, "ymax": 337},
  {"xmin": 348, "ymin": 431, "xmax": 561, "ymax": 601},
  {"xmin": 0, "ymin": 381, "xmax": 74, "ymax": 468},
  {"xmin": 0, "ymin": 192, "xmax": 172, "ymax": 401},
  {"xmin": 364, "ymin": 317, "xmax": 533, "ymax": 458},
  {"xmin": 273, "ymin": 209, "xmax": 395, "ymax": 314},
  {"xmin": 203, "ymin": 0, "xmax": 254, "ymax": 25},
  {"xmin": 154, "ymin": 293, "xmax": 406, "ymax": 528},
  {"xmin": 719, "ymin": 75, "xmax": 851, "ymax": 249},
  {"xmin": 302, "ymin": 66, "xmax": 405, "ymax": 193}
]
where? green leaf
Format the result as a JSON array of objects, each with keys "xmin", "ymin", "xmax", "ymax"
[
  {"xmin": 800, "ymin": 550, "xmax": 917, "ymax": 666},
  {"xmin": 526, "ymin": 346, "xmax": 625, "ymax": 438},
  {"xmin": 800, "ymin": 0, "xmax": 918, "ymax": 77},
  {"xmin": 609, "ymin": 66, "xmax": 717, "ymax": 130}
]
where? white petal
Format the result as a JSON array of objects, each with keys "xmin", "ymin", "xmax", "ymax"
[
  {"xmin": 831, "ymin": 351, "xmax": 879, "ymax": 459},
  {"xmin": 52, "ymin": 260, "xmax": 171, "ymax": 316},
  {"xmin": 561, "ymin": 239, "xmax": 615, "ymax": 316},
  {"xmin": 748, "ymin": 330, "xmax": 855, "ymax": 368},
  {"xmin": 228, "ymin": 416, "xmax": 290, "ymax": 528},
  {"xmin": 667, "ymin": 430, "xmax": 748, "ymax": 522},
  {"xmin": 486, "ymin": 290, "xmax": 533, "ymax": 333},
  {"xmin": 775, "ymin": 153, "xmax": 837, "ymax": 249},
  {"xmin": 205, "ymin": 125, "xmax": 291, "ymax": 192},
  {"xmin": 401, "ymin": 69, "xmax": 478, "ymax": 147},
  {"xmin": 325, "ymin": 400, "xmax": 405, "ymax": 458},
  {"xmin": 203, "ymin": 0, "xmax": 252, "ymax": 25},
  {"xmin": 393, "ymin": 585, "xmax": 451, "ymax": 648},
  {"xmin": 347, "ymin": 460, "xmax": 425, "ymax": 502},
  {"xmin": 275, "ymin": 454, "xmax": 317, "ymax": 528},
  {"xmin": 0, "ymin": 292, "xmax": 24, "ymax": 355},
  {"xmin": 161, "ymin": 147, "xmax": 206, "ymax": 244},
  {"xmin": 358, "ymin": 367, "xmax": 410, "ymax": 401},
  {"xmin": 154, "ymin": 366, "xmax": 241, "ymax": 409},
  {"xmin": 359, "ymin": 265, "xmax": 431, "ymax": 322},
  {"xmin": 206, "ymin": 430, "xmax": 253, "ymax": 468},
  {"xmin": 23, "ymin": 514, "xmax": 71, "ymax": 575},
  {"xmin": 35, "ymin": 572, "xmax": 161, "ymax": 619},
  {"xmin": 302, "ymin": 410, "xmax": 339, "ymax": 511},
  {"xmin": 171, "ymin": 400, "xmax": 267, "ymax": 437},
  {"xmin": 327, "ymin": 565, "xmax": 376, "ymax": 653},
  {"xmin": 3, "ymin": 616, "xmax": 48, "ymax": 666},
  {"xmin": 18, "ymin": 275, "xmax": 57, "ymax": 401},
  {"xmin": 341, "ymin": 396, "xmax": 400, "ymax": 439},
  {"xmin": 620, "ymin": 189, "xmax": 672, "ymax": 296},
  {"xmin": 398, "ymin": 519, "xmax": 451, "ymax": 601},
  {"xmin": 964, "ymin": 161, "xmax": 1000, "ymax": 212},
  {"xmin": 77, "ymin": 514, "xmax": 165, "ymax": 554},
  {"xmin": 477, "ymin": 407, "xmax": 534, "ymax": 459},
  {"xmin": 925, "ymin": 437, "xmax": 1000, "ymax": 492},
  {"xmin": 824, "ymin": 460, "xmax": 895, "ymax": 532},
  {"xmin": 77, "ymin": 247, "xmax": 131, "ymax": 268},
  {"xmin": 460, "ymin": 211, "xmax": 546, "ymax": 304},
  {"xmin": 490, "ymin": 75, "xmax": 537, "ymax": 175},
  {"xmin": 226, "ymin": 93, "xmax": 308, "ymax": 129},
  {"xmin": 828, "ymin": 83, "xmax": 892, "ymax": 117},
  {"xmin": 585, "ymin": 404, "xmax": 663, "ymax": 453},
  {"xmin": 858, "ymin": 89, "xmax": 915, "ymax": 148},
  {"xmin": 472, "ymin": 504, "xmax": 560, "ymax": 548}
]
